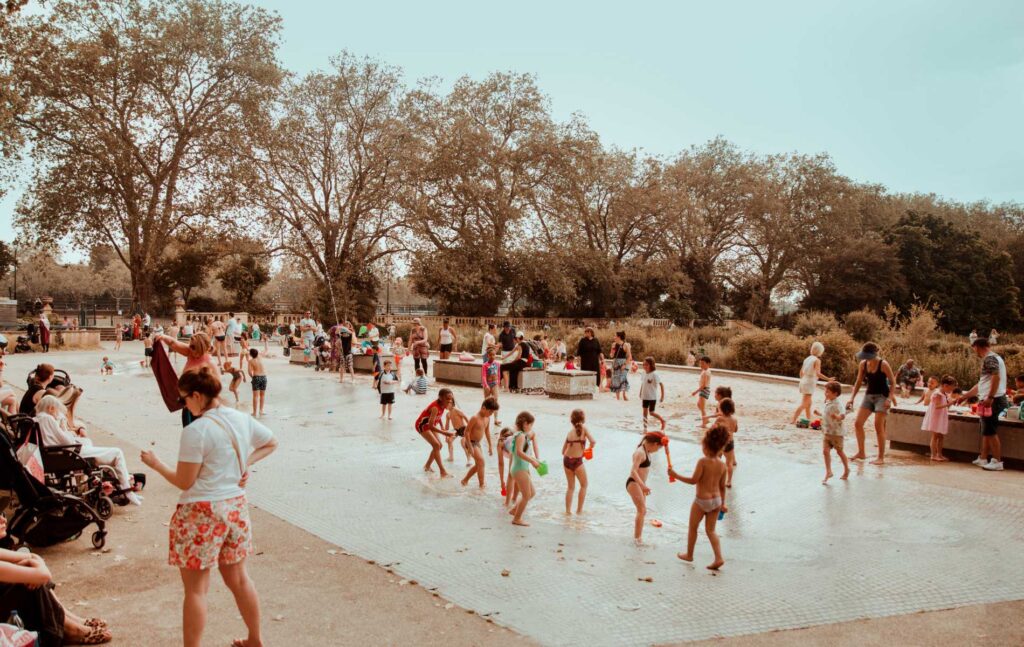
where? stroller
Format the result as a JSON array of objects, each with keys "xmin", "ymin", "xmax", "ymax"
[
  {"xmin": 27, "ymin": 368, "xmax": 72, "ymax": 389},
  {"xmin": 0, "ymin": 418, "xmax": 107, "ymax": 550},
  {"xmin": 3, "ymin": 412, "xmax": 143, "ymax": 521}
]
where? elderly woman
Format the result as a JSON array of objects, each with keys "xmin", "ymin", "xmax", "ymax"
[
  {"xmin": 35, "ymin": 395, "xmax": 142, "ymax": 505},
  {"xmin": 576, "ymin": 327, "xmax": 604, "ymax": 387},
  {"xmin": 790, "ymin": 341, "xmax": 832, "ymax": 425},
  {"xmin": 154, "ymin": 332, "xmax": 221, "ymax": 426},
  {"xmin": 410, "ymin": 325, "xmax": 431, "ymax": 376}
]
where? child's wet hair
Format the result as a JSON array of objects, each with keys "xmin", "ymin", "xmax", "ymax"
[
  {"xmin": 570, "ymin": 409, "xmax": 585, "ymax": 436},
  {"xmin": 704, "ymin": 424, "xmax": 730, "ymax": 455},
  {"xmin": 640, "ymin": 431, "xmax": 666, "ymax": 447},
  {"xmin": 940, "ymin": 375, "xmax": 957, "ymax": 387},
  {"xmin": 643, "ymin": 356, "xmax": 655, "ymax": 370},
  {"xmin": 515, "ymin": 411, "xmax": 535, "ymax": 431},
  {"xmin": 482, "ymin": 397, "xmax": 500, "ymax": 411},
  {"xmin": 719, "ymin": 398, "xmax": 735, "ymax": 416},
  {"xmin": 715, "ymin": 386, "xmax": 732, "ymax": 399},
  {"xmin": 415, "ymin": 368, "xmax": 424, "ymax": 376},
  {"xmin": 437, "ymin": 388, "xmax": 453, "ymax": 403},
  {"xmin": 825, "ymin": 381, "xmax": 842, "ymax": 395},
  {"xmin": 249, "ymin": 348, "xmax": 259, "ymax": 358},
  {"xmin": 498, "ymin": 427, "xmax": 513, "ymax": 440},
  {"xmin": 700, "ymin": 356, "xmax": 712, "ymax": 365}
]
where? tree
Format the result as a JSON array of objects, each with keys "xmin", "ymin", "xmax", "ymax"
[
  {"xmin": 153, "ymin": 246, "xmax": 212, "ymax": 307},
  {"xmin": 218, "ymin": 255, "xmax": 270, "ymax": 308},
  {"xmin": 0, "ymin": 241, "xmax": 13, "ymax": 281},
  {"xmin": 405, "ymin": 72, "xmax": 556, "ymax": 315},
  {"xmin": 241, "ymin": 52, "xmax": 407, "ymax": 322},
  {"xmin": 7, "ymin": 0, "xmax": 283, "ymax": 310}
]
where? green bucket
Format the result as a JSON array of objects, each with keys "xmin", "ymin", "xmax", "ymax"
[{"xmin": 536, "ymin": 460, "xmax": 549, "ymax": 476}]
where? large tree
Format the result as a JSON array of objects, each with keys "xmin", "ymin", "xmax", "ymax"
[
  {"xmin": 241, "ymin": 52, "xmax": 408, "ymax": 322},
  {"xmin": 7, "ymin": 0, "xmax": 282, "ymax": 309}
]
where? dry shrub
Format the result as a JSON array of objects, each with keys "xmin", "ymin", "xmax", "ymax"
[
  {"xmin": 793, "ymin": 311, "xmax": 840, "ymax": 338},
  {"xmin": 692, "ymin": 326, "xmax": 740, "ymax": 346},
  {"xmin": 727, "ymin": 330, "xmax": 807, "ymax": 377},
  {"xmin": 816, "ymin": 329, "xmax": 860, "ymax": 383},
  {"xmin": 843, "ymin": 309, "xmax": 886, "ymax": 343}
]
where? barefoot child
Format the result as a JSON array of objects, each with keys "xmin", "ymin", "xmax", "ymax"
[
  {"xmin": 140, "ymin": 334, "xmax": 154, "ymax": 368},
  {"xmin": 415, "ymin": 389, "xmax": 455, "ymax": 477},
  {"xmin": 497, "ymin": 428, "xmax": 516, "ymax": 505},
  {"xmin": 248, "ymin": 348, "xmax": 267, "ymax": 416},
  {"xmin": 375, "ymin": 360, "xmax": 399, "ymax": 420},
  {"xmin": 668, "ymin": 424, "xmax": 728, "ymax": 570},
  {"xmin": 691, "ymin": 356, "xmax": 712, "ymax": 426},
  {"xmin": 639, "ymin": 357, "xmax": 665, "ymax": 430},
  {"xmin": 444, "ymin": 398, "xmax": 472, "ymax": 465},
  {"xmin": 562, "ymin": 409, "xmax": 595, "ymax": 515},
  {"xmin": 626, "ymin": 432, "xmax": 666, "ymax": 545},
  {"xmin": 223, "ymin": 360, "xmax": 244, "ymax": 403},
  {"xmin": 820, "ymin": 381, "xmax": 850, "ymax": 483},
  {"xmin": 481, "ymin": 347, "xmax": 502, "ymax": 425},
  {"xmin": 100, "ymin": 356, "xmax": 114, "ymax": 375},
  {"xmin": 923, "ymin": 375, "xmax": 956, "ymax": 461},
  {"xmin": 461, "ymin": 397, "xmax": 499, "ymax": 487},
  {"xmin": 712, "ymin": 398, "xmax": 738, "ymax": 487},
  {"xmin": 915, "ymin": 376, "xmax": 939, "ymax": 406},
  {"xmin": 510, "ymin": 411, "xmax": 541, "ymax": 526}
]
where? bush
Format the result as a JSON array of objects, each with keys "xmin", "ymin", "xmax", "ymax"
[
  {"xmin": 793, "ymin": 311, "xmax": 840, "ymax": 338},
  {"xmin": 843, "ymin": 309, "xmax": 886, "ymax": 343},
  {"xmin": 816, "ymin": 329, "xmax": 860, "ymax": 383},
  {"xmin": 728, "ymin": 330, "xmax": 808, "ymax": 377}
]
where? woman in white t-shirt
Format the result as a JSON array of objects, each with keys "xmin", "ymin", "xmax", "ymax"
[
  {"xmin": 790, "ymin": 341, "xmax": 832, "ymax": 426},
  {"xmin": 140, "ymin": 366, "xmax": 278, "ymax": 647}
]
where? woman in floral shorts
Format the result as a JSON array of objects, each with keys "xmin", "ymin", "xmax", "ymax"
[{"xmin": 141, "ymin": 366, "xmax": 278, "ymax": 647}]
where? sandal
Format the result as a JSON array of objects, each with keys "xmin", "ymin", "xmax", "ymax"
[
  {"xmin": 84, "ymin": 618, "xmax": 108, "ymax": 629},
  {"xmin": 79, "ymin": 625, "xmax": 112, "ymax": 644}
]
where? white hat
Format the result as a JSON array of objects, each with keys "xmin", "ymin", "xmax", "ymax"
[{"xmin": 516, "ymin": 331, "xmax": 524, "ymax": 338}]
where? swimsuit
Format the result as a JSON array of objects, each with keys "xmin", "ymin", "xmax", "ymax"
[
  {"xmin": 695, "ymin": 496, "xmax": 722, "ymax": 513},
  {"xmin": 471, "ymin": 439, "xmax": 481, "ymax": 448},
  {"xmin": 251, "ymin": 375, "xmax": 267, "ymax": 391},
  {"xmin": 415, "ymin": 401, "xmax": 445, "ymax": 434},
  {"xmin": 626, "ymin": 448, "xmax": 651, "ymax": 488},
  {"xmin": 455, "ymin": 426, "xmax": 466, "ymax": 438},
  {"xmin": 563, "ymin": 456, "xmax": 584, "ymax": 471},
  {"xmin": 510, "ymin": 432, "xmax": 531, "ymax": 474},
  {"xmin": 698, "ymin": 387, "xmax": 711, "ymax": 399}
]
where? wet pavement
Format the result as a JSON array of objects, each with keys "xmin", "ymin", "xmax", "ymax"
[{"xmin": 10, "ymin": 344, "xmax": 1024, "ymax": 646}]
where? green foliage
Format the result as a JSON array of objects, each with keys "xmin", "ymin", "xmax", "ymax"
[
  {"xmin": 153, "ymin": 247, "xmax": 212, "ymax": 307},
  {"xmin": 218, "ymin": 256, "xmax": 270, "ymax": 309},
  {"xmin": 816, "ymin": 329, "xmax": 860, "ymax": 383},
  {"xmin": 792, "ymin": 310, "xmax": 840, "ymax": 337},
  {"xmin": 727, "ymin": 330, "xmax": 808, "ymax": 378},
  {"xmin": 0, "ymin": 241, "xmax": 14, "ymax": 281},
  {"xmin": 843, "ymin": 309, "xmax": 886, "ymax": 343}
]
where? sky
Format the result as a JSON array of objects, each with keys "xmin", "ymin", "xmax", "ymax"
[{"xmin": 2, "ymin": 0, "xmax": 1022, "ymax": 251}]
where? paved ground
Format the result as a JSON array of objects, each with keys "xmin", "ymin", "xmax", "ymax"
[{"xmin": 8, "ymin": 343, "xmax": 1024, "ymax": 645}]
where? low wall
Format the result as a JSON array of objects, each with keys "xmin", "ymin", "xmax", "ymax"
[
  {"xmin": 545, "ymin": 370, "xmax": 597, "ymax": 400},
  {"xmin": 889, "ymin": 406, "xmax": 1024, "ymax": 469}
]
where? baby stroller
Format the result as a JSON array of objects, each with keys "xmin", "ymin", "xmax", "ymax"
[
  {"xmin": 27, "ymin": 368, "xmax": 72, "ymax": 389},
  {"xmin": 0, "ymin": 418, "xmax": 107, "ymax": 550}
]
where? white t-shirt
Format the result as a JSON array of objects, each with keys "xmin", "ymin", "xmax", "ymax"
[
  {"xmin": 299, "ymin": 318, "xmax": 316, "ymax": 339},
  {"xmin": 176, "ymin": 407, "xmax": 274, "ymax": 504},
  {"xmin": 640, "ymin": 370, "xmax": 662, "ymax": 401},
  {"xmin": 978, "ymin": 351, "xmax": 1007, "ymax": 400},
  {"xmin": 482, "ymin": 332, "xmax": 495, "ymax": 356},
  {"xmin": 225, "ymin": 318, "xmax": 241, "ymax": 339},
  {"xmin": 379, "ymin": 371, "xmax": 399, "ymax": 394}
]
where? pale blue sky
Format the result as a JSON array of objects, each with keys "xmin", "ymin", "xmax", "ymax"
[{"xmin": 2, "ymin": 0, "xmax": 1022, "ymax": 247}]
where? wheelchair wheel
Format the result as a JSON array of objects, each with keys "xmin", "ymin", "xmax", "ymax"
[
  {"xmin": 95, "ymin": 496, "xmax": 114, "ymax": 520},
  {"xmin": 91, "ymin": 531, "xmax": 106, "ymax": 550}
]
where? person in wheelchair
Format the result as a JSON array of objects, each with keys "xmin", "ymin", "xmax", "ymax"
[
  {"xmin": 34, "ymin": 396, "xmax": 142, "ymax": 506},
  {"xmin": 20, "ymin": 363, "xmax": 83, "ymax": 429}
]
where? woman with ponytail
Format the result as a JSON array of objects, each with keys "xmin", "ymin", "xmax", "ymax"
[
  {"xmin": 626, "ymin": 431, "xmax": 666, "ymax": 545},
  {"xmin": 561, "ymin": 409, "xmax": 595, "ymax": 515}
]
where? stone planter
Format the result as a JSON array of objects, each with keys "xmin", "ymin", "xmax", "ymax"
[
  {"xmin": 545, "ymin": 370, "xmax": 597, "ymax": 400},
  {"xmin": 354, "ymin": 353, "xmax": 393, "ymax": 374}
]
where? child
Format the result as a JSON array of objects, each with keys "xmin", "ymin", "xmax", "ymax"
[
  {"xmin": 404, "ymin": 368, "xmax": 428, "ymax": 395},
  {"xmin": 509, "ymin": 411, "xmax": 541, "ymax": 527},
  {"xmin": 668, "ymin": 424, "xmax": 729, "ymax": 570},
  {"xmin": 564, "ymin": 356, "xmax": 578, "ymax": 371},
  {"xmin": 100, "ymin": 356, "xmax": 114, "ymax": 375},
  {"xmin": 238, "ymin": 332, "xmax": 251, "ymax": 378},
  {"xmin": 639, "ymin": 357, "xmax": 665, "ymax": 431},
  {"xmin": 249, "ymin": 348, "xmax": 267, "ymax": 416},
  {"xmin": 375, "ymin": 359, "xmax": 399, "ymax": 420},
  {"xmin": 915, "ymin": 376, "xmax": 940, "ymax": 406},
  {"xmin": 460, "ymin": 397, "xmax": 499, "ymax": 488},
  {"xmin": 599, "ymin": 357, "xmax": 610, "ymax": 393},
  {"xmin": 444, "ymin": 397, "xmax": 472, "ymax": 465},
  {"xmin": 820, "ymin": 381, "xmax": 850, "ymax": 483},
  {"xmin": 561, "ymin": 409, "xmax": 595, "ymax": 515},
  {"xmin": 114, "ymin": 325, "xmax": 123, "ymax": 352},
  {"xmin": 139, "ymin": 334, "xmax": 154, "ymax": 368},
  {"xmin": 922, "ymin": 375, "xmax": 956, "ymax": 461},
  {"xmin": 497, "ymin": 427, "xmax": 515, "ymax": 504},
  {"xmin": 555, "ymin": 338, "xmax": 567, "ymax": 361},
  {"xmin": 627, "ymin": 432, "xmax": 666, "ymax": 545},
  {"xmin": 691, "ymin": 356, "xmax": 712, "ymax": 426},
  {"xmin": 711, "ymin": 398, "xmax": 738, "ymax": 487},
  {"xmin": 223, "ymin": 360, "xmax": 244, "ymax": 403},
  {"xmin": 415, "ymin": 389, "xmax": 455, "ymax": 477},
  {"xmin": 391, "ymin": 337, "xmax": 406, "ymax": 373},
  {"xmin": 481, "ymin": 347, "xmax": 502, "ymax": 424},
  {"xmin": 1011, "ymin": 374, "xmax": 1024, "ymax": 405}
]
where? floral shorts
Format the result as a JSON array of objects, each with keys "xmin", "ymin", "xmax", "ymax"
[{"xmin": 168, "ymin": 495, "xmax": 252, "ymax": 570}]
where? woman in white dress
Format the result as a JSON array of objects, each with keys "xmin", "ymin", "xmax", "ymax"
[{"xmin": 790, "ymin": 341, "xmax": 832, "ymax": 425}]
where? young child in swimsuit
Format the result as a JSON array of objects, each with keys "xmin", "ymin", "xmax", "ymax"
[
  {"xmin": 100, "ymin": 356, "xmax": 114, "ymax": 375},
  {"xmin": 703, "ymin": 397, "xmax": 738, "ymax": 487},
  {"xmin": 691, "ymin": 356, "xmax": 712, "ymax": 427},
  {"xmin": 460, "ymin": 397, "xmax": 499, "ymax": 488},
  {"xmin": 444, "ymin": 399, "xmax": 472, "ymax": 465},
  {"xmin": 248, "ymin": 348, "xmax": 267, "ymax": 416},
  {"xmin": 564, "ymin": 356, "xmax": 578, "ymax": 371},
  {"xmin": 140, "ymin": 334, "xmax": 154, "ymax": 368},
  {"xmin": 561, "ymin": 409, "xmax": 595, "ymax": 515},
  {"xmin": 497, "ymin": 427, "xmax": 516, "ymax": 505},
  {"xmin": 509, "ymin": 411, "xmax": 541, "ymax": 526},
  {"xmin": 223, "ymin": 360, "xmax": 244, "ymax": 403},
  {"xmin": 626, "ymin": 432, "xmax": 666, "ymax": 545},
  {"xmin": 481, "ymin": 347, "xmax": 502, "ymax": 425},
  {"xmin": 415, "ymin": 389, "xmax": 455, "ymax": 477},
  {"xmin": 914, "ymin": 376, "xmax": 939, "ymax": 406},
  {"xmin": 668, "ymin": 424, "xmax": 729, "ymax": 570}
]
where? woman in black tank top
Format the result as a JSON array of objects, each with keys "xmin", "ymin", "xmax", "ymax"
[{"xmin": 846, "ymin": 343, "xmax": 898, "ymax": 465}]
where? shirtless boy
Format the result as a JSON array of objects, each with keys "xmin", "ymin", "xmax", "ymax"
[{"xmin": 461, "ymin": 397, "xmax": 499, "ymax": 487}]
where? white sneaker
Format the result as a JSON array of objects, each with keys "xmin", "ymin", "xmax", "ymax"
[
  {"xmin": 972, "ymin": 456, "xmax": 989, "ymax": 466},
  {"xmin": 982, "ymin": 460, "xmax": 1004, "ymax": 471}
]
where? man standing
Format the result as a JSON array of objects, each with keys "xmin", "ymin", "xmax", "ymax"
[
  {"xmin": 225, "ymin": 312, "xmax": 241, "ymax": 358},
  {"xmin": 299, "ymin": 310, "xmax": 317, "ymax": 367},
  {"xmin": 497, "ymin": 321, "xmax": 517, "ymax": 390},
  {"xmin": 337, "ymin": 321, "xmax": 355, "ymax": 384},
  {"xmin": 142, "ymin": 312, "xmax": 151, "ymax": 336},
  {"xmin": 957, "ymin": 338, "xmax": 1007, "ymax": 471}
]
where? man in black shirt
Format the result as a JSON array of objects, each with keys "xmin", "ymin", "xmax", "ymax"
[
  {"xmin": 497, "ymin": 321, "xmax": 517, "ymax": 352},
  {"xmin": 576, "ymin": 326, "xmax": 604, "ymax": 387}
]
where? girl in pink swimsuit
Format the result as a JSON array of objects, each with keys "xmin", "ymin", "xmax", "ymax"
[{"xmin": 561, "ymin": 409, "xmax": 595, "ymax": 515}]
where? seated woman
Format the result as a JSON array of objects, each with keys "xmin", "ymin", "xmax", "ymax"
[
  {"xmin": 34, "ymin": 396, "xmax": 142, "ymax": 505},
  {"xmin": 19, "ymin": 363, "xmax": 83, "ymax": 429},
  {"xmin": 0, "ymin": 515, "xmax": 112, "ymax": 645}
]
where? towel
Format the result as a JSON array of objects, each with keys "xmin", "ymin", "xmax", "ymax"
[{"xmin": 151, "ymin": 340, "xmax": 183, "ymax": 412}]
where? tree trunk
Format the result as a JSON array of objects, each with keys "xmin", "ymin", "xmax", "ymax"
[{"xmin": 130, "ymin": 258, "xmax": 154, "ymax": 313}]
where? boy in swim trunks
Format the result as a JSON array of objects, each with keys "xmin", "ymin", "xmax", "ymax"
[
  {"xmin": 691, "ymin": 356, "xmax": 712, "ymax": 427},
  {"xmin": 460, "ymin": 397, "xmax": 499, "ymax": 488},
  {"xmin": 444, "ymin": 397, "xmax": 471, "ymax": 465},
  {"xmin": 248, "ymin": 348, "xmax": 267, "ymax": 416},
  {"xmin": 668, "ymin": 423, "xmax": 729, "ymax": 570}
]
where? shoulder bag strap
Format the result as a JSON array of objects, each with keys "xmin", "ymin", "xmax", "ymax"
[{"xmin": 204, "ymin": 411, "xmax": 246, "ymax": 478}]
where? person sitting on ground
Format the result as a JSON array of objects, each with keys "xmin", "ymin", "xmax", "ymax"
[
  {"xmin": 404, "ymin": 368, "xmax": 429, "ymax": 395},
  {"xmin": 34, "ymin": 395, "xmax": 143, "ymax": 505},
  {"xmin": 100, "ymin": 357, "xmax": 114, "ymax": 376},
  {"xmin": 0, "ymin": 515, "xmax": 113, "ymax": 645},
  {"xmin": 19, "ymin": 363, "xmax": 83, "ymax": 429},
  {"xmin": 895, "ymin": 359, "xmax": 922, "ymax": 399},
  {"xmin": 1011, "ymin": 374, "xmax": 1024, "ymax": 405}
]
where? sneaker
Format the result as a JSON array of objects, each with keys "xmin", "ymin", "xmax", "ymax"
[
  {"xmin": 983, "ymin": 460, "xmax": 1004, "ymax": 471},
  {"xmin": 972, "ymin": 456, "xmax": 989, "ymax": 466}
]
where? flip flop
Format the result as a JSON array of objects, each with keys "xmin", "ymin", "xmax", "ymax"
[{"xmin": 84, "ymin": 618, "xmax": 108, "ymax": 629}]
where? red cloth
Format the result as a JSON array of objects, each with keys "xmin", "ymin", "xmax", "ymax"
[{"xmin": 151, "ymin": 340, "xmax": 183, "ymax": 412}]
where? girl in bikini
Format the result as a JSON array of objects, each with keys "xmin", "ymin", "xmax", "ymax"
[
  {"xmin": 444, "ymin": 398, "xmax": 472, "ymax": 466},
  {"xmin": 561, "ymin": 409, "xmax": 595, "ymax": 515},
  {"xmin": 509, "ymin": 411, "xmax": 540, "ymax": 527},
  {"xmin": 668, "ymin": 424, "xmax": 729, "ymax": 570},
  {"xmin": 703, "ymin": 397, "xmax": 738, "ymax": 488},
  {"xmin": 626, "ymin": 432, "xmax": 666, "ymax": 545},
  {"xmin": 415, "ymin": 389, "xmax": 455, "ymax": 477}
]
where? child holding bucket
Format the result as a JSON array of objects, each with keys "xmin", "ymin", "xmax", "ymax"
[
  {"xmin": 561, "ymin": 409, "xmax": 595, "ymax": 515},
  {"xmin": 626, "ymin": 432, "xmax": 666, "ymax": 545},
  {"xmin": 668, "ymin": 424, "xmax": 729, "ymax": 570},
  {"xmin": 509, "ymin": 411, "xmax": 542, "ymax": 527}
]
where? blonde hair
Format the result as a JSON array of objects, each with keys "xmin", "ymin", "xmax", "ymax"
[
  {"xmin": 35, "ymin": 394, "xmax": 67, "ymax": 417},
  {"xmin": 810, "ymin": 341, "xmax": 825, "ymax": 357},
  {"xmin": 189, "ymin": 332, "xmax": 212, "ymax": 358}
]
